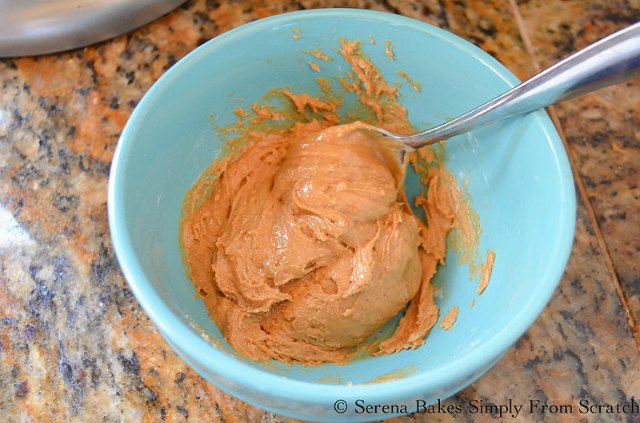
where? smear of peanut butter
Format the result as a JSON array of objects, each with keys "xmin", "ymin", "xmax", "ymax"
[
  {"xmin": 316, "ymin": 376, "xmax": 344, "ymax": 384},
  {"xmin": 181, "ymin": 39, "xmax": 488, "ymax": 365},
  {"xmin": 478, "ymin": 249, "xmax": 496, "ymax": 295},
  {"xmin": 315, "ymin": 77, "xmax": 332, "ymax": 93},
  {"xmin": 251, "ymin": 102, "xmax": 282, "ymax": 121},
  {"xmin": 306, "ymin": 49, "xmax": 332, "ymax": 62},
  {"xmin": 233, "ymin": 108, "xmax": 246, "ymax": 126},
  {"xmin": 440, "ymin": 306, "xmax": 459, "ymax": 330},
  {"xmin": 407, "ymin": 148, "xmax": 482, "ymax": 278},
  {"xmin": 385, "ymin": 40, "xmax": 395, "ymax": 60},
  {"xmin": 363, "ymin": 365, "xmax": 419, "ymax": 384},
  {"xmin": 397, "ymin": 70, "xmax": 421, "ymax": 93}
]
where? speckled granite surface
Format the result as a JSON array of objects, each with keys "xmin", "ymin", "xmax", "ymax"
[
  {"xmin": 1, "ymin": 0, "xmax": 639, "ymax": 421},
  {"xmin": 516, "ymin": 0, "xmax": 640, "ymax": 345}
]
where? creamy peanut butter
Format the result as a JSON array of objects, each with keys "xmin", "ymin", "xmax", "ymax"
[
  {"xmin": 183, "ymin": 121, "xmax": 459, "ymax": 364},
  {"xmin": 181, "ymin": 39, "xmax": 488, "ymax": 365}
]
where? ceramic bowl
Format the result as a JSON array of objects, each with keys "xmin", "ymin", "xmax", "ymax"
[{"xmin": 108, "ymin": 9, "xmax": 575, "ymax": 422}]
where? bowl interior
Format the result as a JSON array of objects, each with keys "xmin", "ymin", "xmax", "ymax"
[{"xmin": 110, "ymin": 10, "xmax": 574, "ymax": 391}]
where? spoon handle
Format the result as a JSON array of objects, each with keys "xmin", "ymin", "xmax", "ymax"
[{"xmin": 402, "ymin": 22, "xmax": 640, "ymax": 149}]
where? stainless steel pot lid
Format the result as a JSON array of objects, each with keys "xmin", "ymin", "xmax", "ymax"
[{"xmin": 0, "ymin": 0, "xmax": 188, "ymax": 57}]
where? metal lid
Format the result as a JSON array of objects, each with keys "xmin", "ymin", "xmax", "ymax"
[{"xmin": 0, "ymin": 0, "xmax": 187, "ymax": 57}]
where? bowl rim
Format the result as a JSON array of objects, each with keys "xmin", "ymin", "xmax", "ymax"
[{"xmin": 108, "ymin": 7, "xmax": 576, "ymax": 407}]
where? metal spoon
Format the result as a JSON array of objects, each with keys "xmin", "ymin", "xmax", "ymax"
[{"xmin": 374, "ymin": 22, "xmax": 640, "ymax": 150}]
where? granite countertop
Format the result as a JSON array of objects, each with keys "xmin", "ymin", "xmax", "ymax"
[{"xmin": 1, "ymin": 0, "xmax": 639, "ymax": 421}]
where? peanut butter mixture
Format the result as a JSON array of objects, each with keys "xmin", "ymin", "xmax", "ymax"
[{"xmin": 181, "ymin": 40, "xmax": 481, "ymax": 365}]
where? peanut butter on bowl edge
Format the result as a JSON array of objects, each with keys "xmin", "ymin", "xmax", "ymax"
[
  {"xmin": 440, "ymin": 306, "xmax": 459, "ymax": 330},
  {"xmin": 180, "ymin": 39, "xmax": 492, "ymax": 365},
  {"xmin": 478, "ymin": 249, "xmax": 496, "ymax": 295}
]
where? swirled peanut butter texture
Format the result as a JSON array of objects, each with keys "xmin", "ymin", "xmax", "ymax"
[{"xmin": 181, "ymin": 40, "xmax": 486, "ymax": 365}]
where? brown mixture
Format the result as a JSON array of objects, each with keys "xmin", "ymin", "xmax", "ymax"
[{"xmin": 181, "ymin": 39, "xmax": 483, "ymax": 365}]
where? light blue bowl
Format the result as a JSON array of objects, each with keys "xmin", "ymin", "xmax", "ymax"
[{"xmin": 108, "ymin": 9, "xmax": 575, "ymax": 422}]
